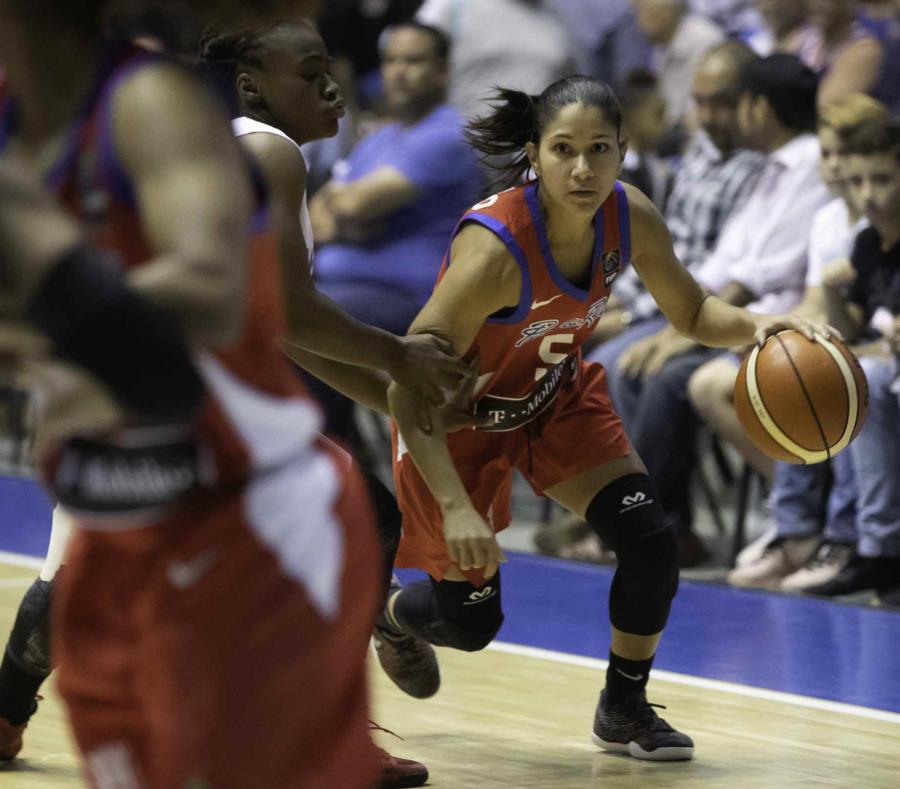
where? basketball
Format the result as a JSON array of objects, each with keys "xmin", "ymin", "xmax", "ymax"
[{"xmin": 734, "ymin": 330, "xmax": 868, "ymax": 464}]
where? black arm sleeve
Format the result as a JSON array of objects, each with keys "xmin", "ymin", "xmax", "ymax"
[{"xmin": 25, "ymin": 245, "xmax": 206, "ymax": 422}]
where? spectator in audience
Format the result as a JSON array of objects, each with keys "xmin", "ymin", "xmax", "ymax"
[
  {"xmin": 749, "ymin": 0, "xmax": 812, "ymax": 55},
  {"xmin": 590, "ymin": 43, "xmax": 762, "ymax": 378},
  {"xmin": 318, "ymin": 0, "xmax": 424, "ymax": 108},
  {"xmin": 308, "ymin": 22, "xmax": 482, "ymax": 436},
  {"xmin": 631, "ymin": 0, "xmax": 725, "ymax": 136},
  {"xmin": 859, "ymin": 0, "xmax": 900, "ymax": 112},
  {"xmin": 617, "ymin": 69, "xmax": 670, "ymax": 209},
  {"xmin": 808, "ymin": 116, "xmax": 900, "ymax": 603},
  {"xmin": 548, "ymin": 0, "xmax": 651, "ymax": 89},
  {"xmin": 795, "ymin": 0, "xmax": 885, "ymax": 105},
  {"xmin": 416, "ymin": 0, "xmax": 575, "ymax": 120},
  {"xmin": 610, "ymin": 54, "xmax": 829, "ymax": 564},
  {"xmin": 724, "ymin": 94, "xmax": 890, "ymax": 591}
]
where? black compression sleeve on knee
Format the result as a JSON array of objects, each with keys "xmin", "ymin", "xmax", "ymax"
[
  {"xmin": 0, "ymin": 578, "xmax": 54, "ymax": 724},
  {"xmin": 392, "ymin": 576, "xmax": 504, "ymax": 652},
  {"xmin": 25, "ymin": 246, "xmax": 206, "ymax": 422},
  {"xmin": 586, "ymin": 474, "xmax": 679, "ymax": 636},
  {"xmin": 6, "ymin": 578, "xmax": 54, "ymax": 676}
]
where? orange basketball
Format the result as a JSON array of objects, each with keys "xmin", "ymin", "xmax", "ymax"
[{"xmin": 734, "ymin": 330, "xmax": 868, "ymax": 464}]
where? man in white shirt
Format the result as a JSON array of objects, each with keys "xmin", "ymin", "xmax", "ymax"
[{"xmin": 612, "ymin": 54, "xmax": 829, "ymax": 563}]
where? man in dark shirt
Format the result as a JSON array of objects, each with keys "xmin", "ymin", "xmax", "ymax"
[{"xmin": 818, "ymin": 116, "xmax": 900, "ymax": 603}]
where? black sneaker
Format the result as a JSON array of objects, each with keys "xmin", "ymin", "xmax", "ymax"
[
  {"xmin": 805, "ymin": 553, "xmax": 900, "ymax": 596},
  {"xmin": 592, "ymin": 689, "xmax": 694, "ymax": 761},
  {"xmin": 373, "ymin": 579, "xmax": 440, "ymax": 699}
]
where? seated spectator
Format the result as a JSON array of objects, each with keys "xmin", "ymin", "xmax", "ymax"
[
  {"xmin": 724, "ymin": 94, "xmax": 890, "ymax": 591},
  {"xmin": 617, "ymin": 68, "xmax": 670, "ymax": 209},
  {"xmin": 589, "ymin": 42, "xmax": 762, "ymax": 380},
  {"xmin": 308, "ymin": 22, "xmax": 482, "ymax": 435},
  {"xmin": 609, "ymin": 54, "xmax": 829, "ymax": 564},
  {"xmin": 811, "ymin": 116, "xmax": 900, "ymax": 602},
  {"xmin": 794, "ymin": 0, "xmax": 885, "ymax": 105},
  {"xmin": 548, "ymin": 0, "xmax": 651, "ymax": 90},
  {"xmin": 416, "ymin": 0, "xmax": 575, "ymax": 120},
  {"xmin": 749, "ymin": 0, "xmax": 812, "ymax": 55},
  {"xmin": 632, "ymin": 0, "xmax": 725, "ymax": 138}
]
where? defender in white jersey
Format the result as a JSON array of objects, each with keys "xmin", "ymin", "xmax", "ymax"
[{"xmin": 200, "ymin": 19, "xmax": 476, "ymax": 789}]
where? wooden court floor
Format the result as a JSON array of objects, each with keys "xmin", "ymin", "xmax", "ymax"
[{"xmin": 2, "ymin": 558, "xmax": 900, "ymax": 788}]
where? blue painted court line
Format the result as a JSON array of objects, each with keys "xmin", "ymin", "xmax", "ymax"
[{"xmin": 4, "ymin": 477, "xmax": 900, "ymax": 713}]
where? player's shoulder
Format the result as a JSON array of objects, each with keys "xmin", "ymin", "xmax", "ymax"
[{"xmin": 465, "ymin": 182, "xmax": 530, "ymax": 222}]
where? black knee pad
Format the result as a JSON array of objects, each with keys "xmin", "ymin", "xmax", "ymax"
[
  {"xmin": 8, "ymin": 578, "xmax": 54, "ymax": 676},
  {"xmin": 393, "ymin": 576, "xmax": 504, "ymax": 652},
  {"xmin": 586, "ymin": 474, "xmax": 679, "ymax": 636}
]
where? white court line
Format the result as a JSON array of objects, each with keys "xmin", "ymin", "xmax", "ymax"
[
  {"xmin": 488, "ymin": 641, "xmax": 900, "ymax": 726},
  {"xmin": 0, "ymin": 551, "xmax": 43, "ymax": 570}
]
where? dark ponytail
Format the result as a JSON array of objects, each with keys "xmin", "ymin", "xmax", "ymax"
[
  {"xmin": 465, "ymin": 89, "xmax": 540, "ymax": 186},
  {"xmin": 196, "ymin": 26, "xmax": 266, "ymax": 106},
  {"xmin": 465, "ymin": 75, "xmax": 623, "ymax": 189}
]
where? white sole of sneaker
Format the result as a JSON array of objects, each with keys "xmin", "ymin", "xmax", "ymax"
[{"xmin": 591, "ymin": 732, "xmax": 694, "ymax": 761}]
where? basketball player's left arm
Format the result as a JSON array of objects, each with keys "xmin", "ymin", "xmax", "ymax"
[
  {"xmin": 625, "ymin": 185, "xmax": 829, "ymax": 347},
  {"xmin": 111, "ymin": 62, "xmax": 254, "ymax": 347}
]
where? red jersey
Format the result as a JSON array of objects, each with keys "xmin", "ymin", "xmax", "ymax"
[{"xmin": 443, "ymin": 179, "xmax": 631, "ymax": 432}]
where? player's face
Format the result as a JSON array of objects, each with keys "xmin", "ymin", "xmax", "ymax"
[
  {"xmin": 528, "ymin": 103, "xmax": 625, "ymax": 216},
  {"xmin": 248, "ymin": 25, "xmax": 344, "ymax": 144},
  {"xmin": 844, "ymin": 152, "xmax": 900, "ymax": 231},
  {"xmin": 818, "ymin": 126, "xmax": 848, "ymax": 197},
  {"xmin": 381, "ymin": 28, "xmax": 446, "ymax": 116}
]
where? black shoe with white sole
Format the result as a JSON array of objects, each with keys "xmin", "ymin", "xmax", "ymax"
[{"xmin": 592, "ymin": 689, "xmax": 694, "ymax": 761}]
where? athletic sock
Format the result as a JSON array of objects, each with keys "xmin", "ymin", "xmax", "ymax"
[
  {"xmin": 0, "ymin": 649, "xmax": 44, "ymax": 725},
  {"xmin": 605, "ymin": 651, "xmax": 654, "ymax": 704}
]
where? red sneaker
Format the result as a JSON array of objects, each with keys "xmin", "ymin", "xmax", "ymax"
[
  {"xmin": 0, "ymin": 715, "xmax": 27, "ymax": 761},
  {"xmin": 369, "ymin": 722, "xmax": 428, "ymax": 789}
]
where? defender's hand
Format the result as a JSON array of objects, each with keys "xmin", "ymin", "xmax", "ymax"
[{"xmin": 391, "ymin": 333, "xmax": 474, "ymax": 407}]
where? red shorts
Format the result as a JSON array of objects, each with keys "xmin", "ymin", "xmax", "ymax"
[
  {"xmin": 54, "ymin": 439, "xmax": 380, "ymax": 789},
  {"xmin": 393, "ymin": 361, "xmax": 631, "ymax": 583}
]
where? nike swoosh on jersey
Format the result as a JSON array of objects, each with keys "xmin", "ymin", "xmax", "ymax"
[{"xmin": 531, "ymin": 295, "xmax": 562, "ymax": 310}]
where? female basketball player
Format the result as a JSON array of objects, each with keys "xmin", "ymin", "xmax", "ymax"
[
  {"xmin": 0, "ymin": 3, "xmax": 391, "ymax": 786},
  {"xmin": 383, "ymin": 77, "xmax": 827, "ymax": 762},
  {"xmin": 198, "ymin": 19, "xmax": 457, "ymax": 787}
]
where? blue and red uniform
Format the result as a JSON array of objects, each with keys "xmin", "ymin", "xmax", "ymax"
[
  {"xmin": 393, "ymin": 180, "xmax": 634, "ymax": 584},
  {"xmin": 1, "ymin": 49, "xmax": 378, "ymax": 789}
]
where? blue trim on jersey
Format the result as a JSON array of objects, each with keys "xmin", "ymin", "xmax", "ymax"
[
  {"xmin": 614, "ymin": 181, "xmax": 632, "ymax": 264},
  {"xmin": 525, "ymin": 182, "xmax": 599, "ymax": 302},
  {"xmin": 460, "ymin": 214, "xmax": 533, "ymax": 325}
]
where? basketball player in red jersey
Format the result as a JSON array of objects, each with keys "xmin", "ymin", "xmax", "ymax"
[
  {"xmin": 0, "ymin": 2, "xmax": 410, "ymax": 786},
  {"xmin": 382, "ymin": 77, "xmax": 828, "ymax": 761}
]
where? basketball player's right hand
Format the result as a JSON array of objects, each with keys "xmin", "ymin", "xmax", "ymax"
[
  {"xmin": 393, "ymin": 333, "xmax": 475, "ymax": 407},
  {"xmin": 443, "ymin": 504, "xmax": 507, "ymax": 580}
]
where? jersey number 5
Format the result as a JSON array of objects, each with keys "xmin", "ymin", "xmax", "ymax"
[{"xmin": 535, "ymin": 333, "xmax": 574, "ymax": 381}]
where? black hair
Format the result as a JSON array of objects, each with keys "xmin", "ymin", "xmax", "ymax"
[
  {"xmin": 619, "ymin": 68, "xmax": 659, "ymax": 110},
  {"xmin": 841, "ymin": 117, "xmax": 900, "ymax": 162},
  {"xmin": 197, "ymin": 25, "xmax": 268, "ymax": 103},
  {"xmin": 465, "ymin": 75, "xmax": 623, "ymax": 188},
  {"xmin": 383, "ymin": 21, "xmax": 451, "ymax": 62},
  {"xmin": 740, "ymin": 53, "xmax": 819, "ymax": 133}
]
